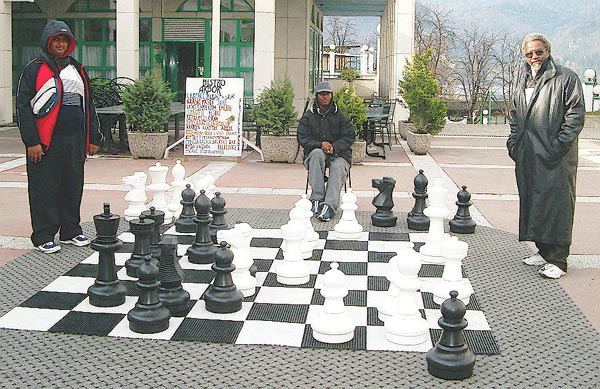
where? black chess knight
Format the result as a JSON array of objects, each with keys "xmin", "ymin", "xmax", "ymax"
[{"xmin": 371, "ymin": 176, "xmax": 397, "ymax": 227}]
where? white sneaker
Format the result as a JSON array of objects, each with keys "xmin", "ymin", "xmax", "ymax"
[
  {"xmin": 538, "ymin": 263, "xmax": 567, "ymax": 279},
  {"xmin": 523, "ymin": 253, "xmax": 546, "ymax": 266},
  {"xmin": 36, "ymin": 241, "xmax": 62, "ymax": 254},
  {"xmin": 60, "ymin": 234, "xmax": 91, "ymax": 247}
]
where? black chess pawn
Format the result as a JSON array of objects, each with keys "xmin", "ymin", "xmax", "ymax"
[
  {"xmin": 209, "ymin": 192, "xmax": 229, "ymax": 244},
  {"xmin": 186, "ymin": 189, "xmax": 217, "ymax": 264},
  {"xmin": 127, "ymin": 250, "xmax": 171, "ymax": 334},
  {"xmin": 175, "ymin": 184, "xmax": 196, "ymax": 233},
  {"xmin": 88, "ymin": 203, "xmax": 126, "ymax": 307},
  {"xmin": 426, "ymin": 290, "xmax": 476, "ymax": 380},
  {"xmin": 203, "ymin": 241, "xmax": 243, "ymax": 314},
  {"xmin": 407, "ymin": 169, "xmax": 430, "ymax": 231},
  {"xmin": 158, "ymin": 235, "xmax": 191, "ymax": 316},
  {"xmin": 371, "ymin": 176, "xmax": 398, "ymax": 227},
  {"xmin": 449, "ymin": 186, "xmax": 476, "ymax": 234},
  {"xmin": 125, "ymin": 214, "xmax": 156, "ymax": 277},
  {"xmin": 140, "ymin": 206, "xmax": 165, "ymax": 259}
]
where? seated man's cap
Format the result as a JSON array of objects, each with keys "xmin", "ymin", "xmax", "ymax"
[{"xmin": 315, "ymin": 81, "xmax": 334, "ymax": 93}]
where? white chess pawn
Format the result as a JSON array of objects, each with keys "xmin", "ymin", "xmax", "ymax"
[
  {"xmin": 147, "ymin": 162, "xmax": 173, "ymax": 223},
  {"xmin": 168, "ymin": 160, "xmax": 187, "ymax": 219},
  {"xmin": 276, "ymin": 217, "xmax": 310, "ymax": 285},
  {"xmin": 333, "ymin": 188, "xmax": 363, "ymax": 240},
  {"xmin": 311, "ymin": 262, "xmax": 356, "ymax": 343},
  {"xmin": 122, "ymin": 171, "xmax": 147, "ymax": 221},
  {"xmin": 217, "ymin": 223, "xmax": 256, "ymax": 297},
  {"xmin": 432, "ymin": 236, "xmax": 474, "ymax": 305},
  {"xmin": 384, "ymin": 248, "xmax": 429, "ymax": 345},
  {"xmin": 420, "ymin": 178, "xmax": 451, "ymax": 264},
  {"xmin": 295, "ymin": 194, "xmax": 320, "ymax": 252}
]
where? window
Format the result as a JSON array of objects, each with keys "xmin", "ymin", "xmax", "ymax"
[
  {"xmin": 219, "ymin": 19, "xmax": 255, "ymax": 96},
  {"xmin": 178, "ymin": 0, "xmax": 253, "ymax": 12},
  {"xmin": 309, "ymin": 27, "xmax": 323, "ymax": 93}
]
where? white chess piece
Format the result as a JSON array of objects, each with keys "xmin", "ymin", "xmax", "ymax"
[
  {"xmin": 147, "ymin": 162, "xmax": 173, "ymax": 223},
  {"xmin": 384, "ymin": 247, "xmax": 429, "ymax": 345},
  {"xmin": 420, "ymin": 178, "xmax": 451, "ymax": 264},
  {"xmin": 333, "ymin": 188, "xmax": 363, "ymax": 240},
  {"xmin": 217, "ymin": 223, "xmax": 256, "ymax": 297},
  {"xmin": 195, "ymin": 173, "xmax": 216, "ymax": 200},
  {"xmin": 168, "ymin": 160, "xmax": 187, "ymax": 219},
  {"xmin": 295, "ymin": 194, "xmax": 320, "ymax": 252},
  {"xmin": 377, "ymin": 251, "xmax": 401, "ymax": 322},
  {"xmin": 122, "ymin": 172, "xmax": 147, "ymax": 221},
  {"xmin": 287, "ymin": 203, "xmax": 316, "ymax": 259},
  {"xmin": 311, "ymin": 262, "xmax": 356, "ymax": 343},
  {"xmin": 432, "ymin": 236, "xmax": 474, "ymax": 305},
  {"xmin": 276, "ymin": 216, "xmax": 310, "ymax": 285}
]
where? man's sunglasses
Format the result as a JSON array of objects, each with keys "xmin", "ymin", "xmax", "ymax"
[{"xmin": 525, "ymin": 48, "xmax": 546, "ymax": 59}]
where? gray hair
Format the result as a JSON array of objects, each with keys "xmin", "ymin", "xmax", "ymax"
[{"xmin": 522, "ymin": 33, "xmax": 552, "ymax": 54}]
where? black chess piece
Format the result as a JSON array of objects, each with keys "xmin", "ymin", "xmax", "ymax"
[
  {"xmin": 449, "ymin": 186, "xmax": 476, "ymax": 234},
  {"xmin": 407, "ymin": 169, "xmax": 430, "ymax": 231},
  {"xmin": 371, "ymin": 176, "xmax": 398, "ymax": 227},
  {"xmin": 175, "ymin": 184, "xmax": 196, "ymax": 233},
  {"xmin": 426, "ymin": 290, "xmax": 476, "ymax": 380},
  {"xmin": 127, "ymin": 249, "xmax": 171, "ymax": 334},
  {"xmin": 140, "ymin": 206, "xmax": 165, "ymax": 259},
  {"xmin": 125, "ymin": 214, "xmax": 156, "ymax": 277},
  {"xmin": 186, "ymin": 189, "xmax": 217, "ymax": 264},
  {"xmin": 88, "ymin": 203, "xmax": 126, "ymax": 307},
  {"xmin": 203, "ymin": 241, "xmax": 243, "ymax": 314},
  {"xmin": 158, "ymin": 235, "xmax": 191, "ymax": 316},
  {"xmin": 209, "ymin": 192, "xmax": 228, "ymax": 244}
]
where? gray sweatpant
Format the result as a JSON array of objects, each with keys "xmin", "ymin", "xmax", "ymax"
[{"xmin": 304, "ymin": 148, "xmax": 350, "ymax": 213}]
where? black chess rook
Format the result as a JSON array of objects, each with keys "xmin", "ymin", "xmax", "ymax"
[
  {"xmin": 371, "ymin": 176, "xmax": 398, "ymax": 227},
  {"xmin": 175, "ymin": 184, "xmax": 197, "ymax": 233},
  {"xmin": 158, "ymin": 235, "xmax": 191, "ymax": 316},
  {"xmin": 449, "ymin": 186, "xmax": 476, "ymax": 234},
  {"xmin": 203, "ymin": 241, "xmax": 243, "ymax": 314},
  {"xmin": 187, "ymin": 189, "xmax": 217, "ymax": 264},
  {"xmin": 88, "ymin": 203, "xmax": 126, "ymax": 307},
  {"xmin": 407, "ymin": 169, "xmax": 430, "ymax": 231}
]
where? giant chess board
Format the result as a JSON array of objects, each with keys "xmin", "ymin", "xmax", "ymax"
[{"xmin": 0, "ymin": 227, "xmax": 499, "ymax": 354}]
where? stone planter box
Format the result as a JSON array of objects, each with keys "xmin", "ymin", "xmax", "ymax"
[
  {"xmin": 406, "ymin": 130, "xmax": 432, "ymax": 155},
  {"xmin": 351, "ymin": 140, "xmax": 366, "ymax": 164},
  {"xmin": 261, "ymin": 135, "xmax": 299, "ymax": 163},
  {"xmin": 127, "ymin": 131, "xmax": 169, "ymax": 159},
  {"xmin": 398, "ymin": 121, "xmax": 415, "ymax": 140}
]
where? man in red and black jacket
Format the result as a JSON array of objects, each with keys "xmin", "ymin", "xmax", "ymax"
[{"xmin": 16, "ymin": 20, "xmax": 102, "ymax": 253}]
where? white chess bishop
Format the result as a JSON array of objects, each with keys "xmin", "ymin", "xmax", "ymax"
[
  {"xmin": 311, "ymin": 262, "xmax": 356, "ymax": 343},
  {"xmin": 276, "ymin": 213, "xmax": 310, "ymax": 285},
  {"xmin": 168, "ymin": 160, "xmax": 188, "ymax": 219},
  {"xmin": 384, "ymin": 247, "xmax": 429, "ymax": 346},
  {"xmin": 333, "ymin": 188, "xmax": 363, "ymax": 240},
  {"xmin": 122, "ymin": 172, "xmax": 147, "ymax": 221},
  {"xmin": 420, "ymin": 178, "xmax": 451, "ymax": 264},
  {"xmin": 431, "ymin": 236, "xmax": 474, "ymax": 305},
  {"xmin": 147, "ymin": 162, "xmax": 173, "ymax": 223},
  {"xmin": 217, "ymin": 222, "xmax": 256, "ymax": 297}
]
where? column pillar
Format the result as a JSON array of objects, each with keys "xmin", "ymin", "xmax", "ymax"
[
  {"xmin": 211, "ymin": 0, "xmax": 221, "ymax": 77},
  {"xmin": 328, "ymin": 45, "xmax": 336, "ymax": 76},
  {"xmin": 0, "ymin": 1, "xmax": 13, "ymax": 124},
  {"xmin": 116, "ymin": 0, "xmax": 139, "ymax": 80},
  {"xmin": 368, "ymin": 47, "xmax": 374, "ymax": 73},
  {"xmin": 253, "ymin": 0, "xmax": 275, "ymax": 97},
  {"xmin": 391, "ymin": 0, "xmax": 414, "ymax": 100},
  {"xmin": 360, "ymin": 45, "xmax": 368, "ymax": 76}
]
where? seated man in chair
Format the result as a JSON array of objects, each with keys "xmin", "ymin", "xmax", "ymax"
[{"xmin": 298, "ymin": 81, "xmax": 355, "ymax": 221}]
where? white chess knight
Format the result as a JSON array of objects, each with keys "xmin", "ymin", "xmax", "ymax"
[
  {"xmin": 420, "ymin": 178, "xmax": 452, "ymax": 264},
  {"xmin": 195, "ymin": 173, "xmax": 216, "ymax": 200},
  {"xmin": 293, "ymin": 196, "xmax": 319, "ymax": 258},
  {"xmin": 333, "ymin": 188, "xmax": 363, "ymax": 240},
  {"xmin": 122, "ymin": 171, "xmax": 147, "ymax": 221},
  {"xmin": 384, "ymin": 247, "xmax": 429, "ymax": 346},
  {"xmin": 147, "ymin": 162, "xmax": 173, "ymax": 223},
  {"xmin": 377, "ymin": 245, "xmax": 415, "ymax": 322},
  {"xmin": 217, "ymin": 223, "xmax": 256, "ymax": 297},
  {"xmin": 168, "ymin": 160, "xmax": 188, "ymax": 219},
  {"xmin": 431, "ymin": 236, "xmax": 474, "ymax": 305},
  {"xmin": 311, "ymin": 262, "xmax": 356, "ymax": 343},
  {"xmin": 276, "ymin": 214, "xmax": 311, "ymax": 285}
]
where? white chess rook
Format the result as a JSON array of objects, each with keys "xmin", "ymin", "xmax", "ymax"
[
  {"xmin": 384, "ymin": 247, "xmax": 429, "ymax": 345},
  {"xmin": 311, "ymin": 263, "xmax": 356, "ymax": 343},
  {"xmin": 122, "ymin": 172, "xmax": 147, "ymax": 221},
  {"xmin": 276, "ymin": 218, "xmax": 310, "ymax": 285},
  {"xmin": 217, "ymin": 223, "xmax": 257, "ymax": 297},
  {"xmin": 420, "ymin": 178, "xmax": 451, "ymax": 264},
  {"xmin": 147, "ymin": 162, "xmax": 173, "ymax": 223},
  {"xmin": 333, "ymin": 188, "xmax": 363, "ymax": 240},
  {"xmin": 432, "ymin": 236, "xmax": 474, "ymax": 305}
]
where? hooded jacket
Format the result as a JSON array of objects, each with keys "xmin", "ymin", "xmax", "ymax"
[
  {"xmin": 507, "ymin": 56, "xmax": 585, "ymax": 245},
  {"xmin": 297, "ymin": 99, "xmax": 356, "ymax": 164},
  {"xmin": 16, "ymin": 20, "xmax": 101, "ymax": 152}
]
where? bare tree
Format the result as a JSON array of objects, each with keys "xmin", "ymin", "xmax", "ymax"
[
  {"xmin": 451, "ymin": 27, "xmax": 499, "ymax": 121},
  {"xmin": 491, "ymin": 33, "xmax": 524, "ymax": 114},
  {"xmin": 325, "ymin": 17, "xmax": 358, "ymax": 52}
]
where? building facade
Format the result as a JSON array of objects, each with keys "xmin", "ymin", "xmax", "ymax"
[{"xmin": 1, "ymin": 0, "xmax": 414, "ymax": 125}]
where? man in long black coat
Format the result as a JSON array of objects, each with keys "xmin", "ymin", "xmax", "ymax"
[{"xmin": 507, "ymin": 33, "xmax": 585, "ymax": 279}]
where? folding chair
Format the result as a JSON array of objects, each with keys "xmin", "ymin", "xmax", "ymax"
[{"xmin": 305, "ymin": 165, "xmax": 352, "ymax": 194}]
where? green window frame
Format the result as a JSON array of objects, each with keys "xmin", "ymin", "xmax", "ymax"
[
  {"xmin": 219, "ymin": 18, "xmax": 254, "ymax": 96},
  {"xmin": 178, "ymin": 0, "xmax": 253, "ymax": 12},
  {"xmin": 309, "ymin": 27, "xmax": 323, "ymax": 93}
]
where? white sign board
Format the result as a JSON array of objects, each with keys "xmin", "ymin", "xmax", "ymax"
[{"xmin": 183, "ymin": 78, "xmax": 243, "ymax": 156}]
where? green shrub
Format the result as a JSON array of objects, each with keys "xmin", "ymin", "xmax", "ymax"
[
  {"xmin": 122, "ymin": 73, "xmax": 173, "ymax": 133},
  {"xmin": 252, "ymin": 78, "xmax": 298, "ymax": 136},
  {"xmin": 398, "ymin": 50, "xmax": 447, "ymax": 135},
  {"xmin": 334, "ymin": 84, "xmax": 367, "ymax": 137},
  {"xmin": 340, "ymin": 68, "xmax": 359, "ymax": 83}
]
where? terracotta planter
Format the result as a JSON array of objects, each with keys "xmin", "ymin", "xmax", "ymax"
[
  {"xmin": 260, "ymin": 135, "xmax": 299, "ymax": 163},
  {"xmin": 406, "ymin": 130, "xmax": 432, "ymax": 155},
  {"xmin": 351, "ymin": 140, "xmax": 366, "ymax": 164},
  {"xmin": 398, "ymin": 121, "xmax": 415, "ymax": 140},
  {"xmin": 127, "ymin": 131, "xmax": 169, "ymax": 159}
]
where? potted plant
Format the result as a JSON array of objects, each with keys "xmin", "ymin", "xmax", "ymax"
[
  {"xmin": 398, "ymin": 50, "xmax": 447, "ymax": 154},
  {"xmin": 252, "ymin": 78, "xmax": 298, "ymax": 163},
  {"xmin": 334, "ymin": 83, "xmax": 367, "ymax": 164},
  {"xmin": 121, "ymin": 73, "xmax": 173, "ymax": 159}
]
